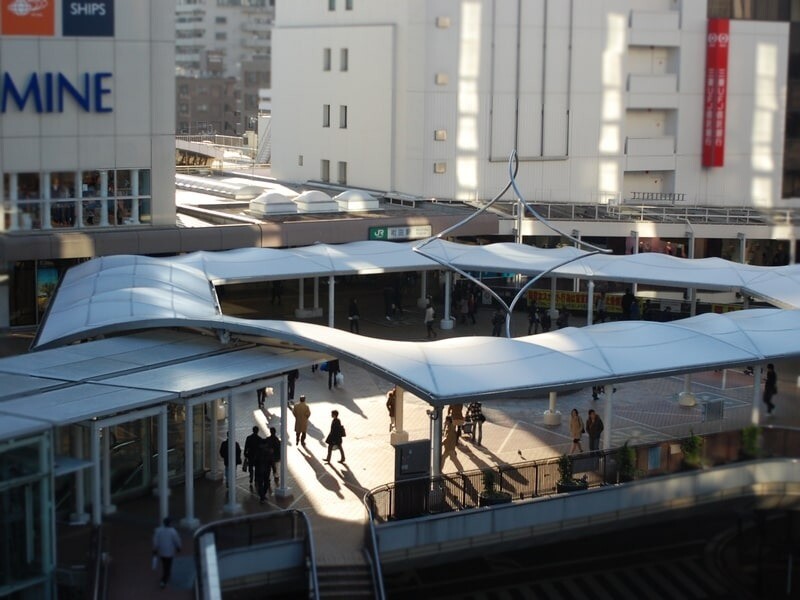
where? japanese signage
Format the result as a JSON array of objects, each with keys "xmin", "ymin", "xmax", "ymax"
[
  {"xmin": 702, "ymin": 18, "xmax": 729, "ymax": 168},
  {"xmin": 369, "ymin": 225, "xmax": 432, "ymax": 241}
]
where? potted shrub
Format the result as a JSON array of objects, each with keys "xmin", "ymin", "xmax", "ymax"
[
  {"xmin": 739, "ymin": 425, "xmax": 761, "ymax": 460},
  {"xmin": 478, "ymin": 469, "xmax": 512, "ymax": 507},
  {"xmin": 680, "ymin": 430, "xmax": 704, "ymax": 469},
  {"xmin": 556, "ymin": 454, "xmax": 588, "ymax": 493},
  {"xmin": 615, "ymin": 441, "xmax": 636, "ymax": 483}
]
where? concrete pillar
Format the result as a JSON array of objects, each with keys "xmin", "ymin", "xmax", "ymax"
[
  {"xmin": 207, "ymin": 399, "xmax": 221, "ymax": 481},
  {"xmin": 586, "ymin": 280, "xmax": 595, "ymax": 326},
  {"xmin": 679, "ymin": 292, "xmax": 698, "ymax": 406},
  {"xmin": 157, "ymin": 406, "xmax": 169, "ymax": 522},
  {"xmin": 101, "ymin": 424, "xmax": 116, "ymax": 515},
  {"xmin": 8, "ymin": 173, "xmax": 19, "ymax": 232},
  {"xmin": 430, "ymin": 408, "xmax": 442, "ymax": 477},
  {"xmin": 130, "ymin": 169, "xmax": 140, "ymax": 223},
  {"xmin": 70, "ymin": 427, "xmax": 89, "ymax": 524},
  {"xmin": 99, "ymin": 170, "xmax": 109, "ymax": 226},
  {"xmin": 418, "ymin": 271, "xmax": 428, "ymax": 308},
  {"xmin": 277, "ymin": 376, "xmax": 291, "ymax": 498},
  {"xmin": 543, "ymin": 391, "xmax": 561, "ymax": 425},
  {"xmin": 390, "ymin": 386, "xmax": 409, "ymax": 445},
  {"xmin": 297, "ymin": 278, "xmax": 305, "ymax": 311},
  {"xmin": 752, "ymin": 364, "xmax": 763, "ymax": 424},
  {"xmin": 631, "ymin": 230, "xmax": 639, "ymax": 295},
  {"xmin": 313, "ymin": 277, "xmax": 320, "ymax": 311},
  {"xmin": 572, "ymin": 229, "xmax": 581, "ymax": 292},
  {"xmin": 549, "ymin": 277, "xmax": 558, "ymax": 318},
  {"xmin": 328, "ymin": 275, "xmax": 335, "ymax": 327},
  {"xmin": 181, "ymin": 404, "xmax": 200, "ymax": 529},
  {"xmin": 602, "ymin": 385, "xmax": 614, "ymax": 450},
  {"xmin": 42, "ymin": 173, "xmax": 52, "ymax": 229},
  {"xmin": 223, "ymin": 393, "xmax": 242, "ymax": 514},
  {"xmin": 91, "ymin": 422, "xmax": 101, "ymax": 525}
]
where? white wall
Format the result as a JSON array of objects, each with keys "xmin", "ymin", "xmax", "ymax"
[
  {"xmin": 272, "ymin": 0, "xmax": 790, "ymax": 209},
  {"xmin": 0, "ymin": 0, "xmax": 176, "ymax": 227}
]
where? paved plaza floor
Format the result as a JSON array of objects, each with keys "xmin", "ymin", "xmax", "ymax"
[{"xmin": 8, "ymin": 287, "xmax": 799, "ymax": 599}]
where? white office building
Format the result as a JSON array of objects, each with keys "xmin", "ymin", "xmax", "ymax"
[{"xmin": 272, "ymin": 1, "xmax": 793, "ymax": 212}]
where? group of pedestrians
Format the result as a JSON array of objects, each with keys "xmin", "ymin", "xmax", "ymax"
[
  {"xmin": 569, "ymin": 407, "xmax": 604, "ymax": 454},
  {"xmin": 441, "ymin": 402, "xmax": 486, "ymax": 467}
]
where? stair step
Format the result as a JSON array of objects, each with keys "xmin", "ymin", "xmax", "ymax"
[{"xmin": 316, "ymin": 564, "xmax": 375, "ymax": 599}]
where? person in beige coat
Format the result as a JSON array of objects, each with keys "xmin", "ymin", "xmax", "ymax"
[
  {"xmin": 290, "ymin": 395, "xmax": 311, "ymax": 447},
  {"xmin": 441, "ymin": 416, "xmax": 458, "ymax": 467},
  {"xmin": 569, "ymin": 408, "xmax": 584, "ymax": 454}
]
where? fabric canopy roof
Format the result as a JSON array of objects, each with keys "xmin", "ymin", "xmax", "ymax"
[{"xmin": 33, "ymin": 240, "xmax": 800, "ymax": 349}]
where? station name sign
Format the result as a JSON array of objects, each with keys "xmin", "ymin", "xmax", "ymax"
[
  {"xmin": 1, "ymin": 71, "xmax": 113, "ymax": 113},
  {"xmin": 369, "ymin": 225, "xmax": 432, "ymax": 241}
]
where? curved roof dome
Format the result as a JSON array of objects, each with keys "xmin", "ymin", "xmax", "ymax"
[
  {"xmin": 295, "ymin": 190, "xmax": 339, "ymax": 213},
  {"xmin": 334, "ymin": 189, "xmax": 380, "ymax": 212},
  {"xmin": 249, "ymin": 191, "xmax": 298, "ymax": 216}
]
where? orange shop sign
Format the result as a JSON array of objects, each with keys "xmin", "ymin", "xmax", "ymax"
[{"xmin": 2, "ymin": 0, "xmax": 55, "ymax": 36}]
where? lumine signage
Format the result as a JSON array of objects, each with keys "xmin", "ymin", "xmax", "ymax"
[{"xmin": 1, "ymin": 71, "xmax": 113, "ymax": 113}]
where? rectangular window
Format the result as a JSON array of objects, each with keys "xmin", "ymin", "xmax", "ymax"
[
  {"xmin": 215, "ymin": 32, "xmax": 227, "ymax": 41},
  {"xmin": 433, "ymin": 162, "xmax": 447, "ymax": 174},
  {"xmin": 328, "ymin": 0, "xmax": 335, "ymax": 10},
  {"xmin": 340, "ymin": 48, "xmax": 348, "ymax": 71},
  {"xmin": 346, "ymin": 0, "xmax": 353, "ymax": 9},
  {"xmin": 339, "ymin": 105, "xmax": 347, "ymax": 128},
  {"xmin": 215, "ymin": 16, "xmax": 227, "ymax": 24},
  {"xmin": 338, "ymin": 161, "xmax": 347, "ymax": 185},
  {"xmin": 435, "ymin": 73, "xmax": 449, "ymax": 86},
  {"xmin": 298, "ymin": 155, "xmax": 304, "ymax": 166},
  {"xmin": 323, "ymin": 48, "xmax": 331, "ymax": 71},
  {"xmin": 434, "ymin": 129, "xmax": 447, "ymax": 141},
  {"xmin": 323, "ymin": 104, "xmax": 331, "ymax": 127},
  {"xmin": 321, "ymin": 159, "xmax": 330, "ymax": 182},
  {"xmin": 436, "ymin": 16, "xmax": 451, "ymax": 28}
]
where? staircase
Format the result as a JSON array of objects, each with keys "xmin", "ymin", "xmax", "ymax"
[{"xmin": 316, "ymin": 564, "xmax": 375, "ymax": 599}]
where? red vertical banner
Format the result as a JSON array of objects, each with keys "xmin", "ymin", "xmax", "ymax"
[{"xmin": 702, "ymin": 19, "xmax": 730, "ymax": 167}]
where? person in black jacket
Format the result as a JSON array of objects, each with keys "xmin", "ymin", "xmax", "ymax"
[
  {"xmin": 219, "ymin": 434, "xmax": 241, "ymax": 488},
  {"xmin": 324, "ymin": 410, "xmax": 346, "ymax": 463},
  {"xmin": 266, "ymin": 427, "xmax": 281, "ymax": 487},
  {"xmin": 327, "ymin": 359, "xmax": 341, "ymax": 390},
  {"xmin": 243, "ymin": 426, "xmax": 261, "ymax": 488}
]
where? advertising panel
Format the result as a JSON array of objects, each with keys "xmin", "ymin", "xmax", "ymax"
[
  {"xmin": 63, "ymin": 0, "xmax": 113, "ymax": 36},
  {"xmin": 701, "ymin": 18, "xmax": 730, "ymax": 168},
  {"xmin": 1, "ymin": 0, "xmax": 55, "ymax": 36}
]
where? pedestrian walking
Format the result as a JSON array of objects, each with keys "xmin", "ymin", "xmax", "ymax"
[
  {"xmin": 764, "ymin": 363, "xmax": 778, "ymax": 414},
  {"xmin": 266, "ymin": 426, "xmax": 281, "ymax": 487},
  {"xmin": 287, "ymin": 368, "xmax": 299, "ymax": 400},
  {"xmin": 271, "ymin": 280, "xmax": 283, "ymax": 305},
  {"xmin": 219, "ymin": 434, "xmax": 242, "ymax": 487},
  {"xmin": 569, "ymin": 408, "xmax": 584, "ymax": 454},
  {"xmin": 491, "ymin": 308, "xmax": 505, "ymax": 336},
  {"xmin": 253, "ymin": 435, "xmax": 273, "ymax": 503},
  {"xmin": 243, "ymin": 426, "xmax": 261, "ymax": 488},
  {"xmin": 527, "ymin": 299, "xmax": 539, "ymax": 335},
  {"xmin": 386, "ymin": 386, "xmax": 397, "ymax": 432},
  {"xmin": 466, "ymin": 401, "xmax": 485, "ymax": 446},
  {"xmin": 540, "ymin": 308, "xmax": 552, "ymax": 332},
  {"xmin": 586, "ymin": 409, "xmax": 604, "ymax": 452},
  {"xmin": 441, "ymin": 415, "xmax": 458, "ymax": 467},
  {"xmin": 448, "ymin": 403, "xmax": 465, "ymax": 438},
  {"xmin": 324, "ymin": 410, "xmax": 346, "ymax": 463},
  {"xmin": 596, "ymin": 294, "xmax": 607, "ymax": 323},
  {"xmin": 458, "ymin": 297, "xmax": 469, "ymax": 325},
  {"xmin": 290, "ymin": 395, "xmax": 311, "ymax": 446},
  {"xmin": 467, "ymin": 291, "xmax": 477, "ymax": 324},
  {"xmin": 621, "ymin": 288, "xmax": 635, "ymax": 320},
  {"xmin": 152, "ymin": 517, "xmax": 181, "ymax": 589},
  {"xmin": 424, "ymin": 301, "xmax": 437, "ymax": 339},
  {"xmin": 327, "ymin": 359, "xmax": 341, "ymax": 390},
  {"xmin": 348, "ymin": 298, "xmax": 360, "ymax": 333}
]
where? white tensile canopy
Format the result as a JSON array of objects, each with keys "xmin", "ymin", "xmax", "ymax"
[{"xmin": 29, "ymin": 239, "xmax": 800, "ymax": 406}]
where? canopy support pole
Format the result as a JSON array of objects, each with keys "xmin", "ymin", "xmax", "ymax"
[
  {"xmin": 630, "ymin": 230, "xmax": 639, "ymax": 295},
  {"xmin": 70, "ymin": 427, "xmax": 89, "ymax": 525},
  {"xmin": 91, "ymin": 422, "xmax": 101, "ymax": 525},
  {"xmin": 224, "ymin": 391, "xmax": 242, "ymax": 515},
  {"xmin": 208, "ymin": 399, "xmax": 221, "ymax": 481},
  {"xmin": 182, "ymin": 404, "xmax": 200, "ymax": 530},
  {"xmin": 102, "ymin": 423, "xmax": 115, "ymax": 516},
  {"xmin": 328, "ymin": 275, "xmax": 335, "ymax": 328},
  {"xmin": 549, "ymin": 277, "xmax": 557, "ymax": 319},
  {"xmin": 586, "ymin": 280, "xmax": 595, "ymax": 325},
  {"xmin": 430, "ymin": 408, "xmax": 442, "ymax": 477},
  {"xmin": 157, "ymin": 405, "xmax": 169, "ymax": 523},
  {"xmin": 277, "ymin": 375, "xmax": 291, "ymax": 498},
  {"xmin": 441, "ymin": 271, "xmax": 453, "ymax": 329},
  {"xmin": 602, "ymin": 384, "xmax": 614, "ymax": 450}
]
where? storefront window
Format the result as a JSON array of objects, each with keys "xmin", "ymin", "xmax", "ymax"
[
  {"xmin": 50, "ymin": 172, "xmax": 76, "ymax": 228},
  {"xmin": 138, "ymin": 169, "xmax": 151, "ymax": 196},
  {"xmin": 115, "ymin": 170, "xmax": 131, "ymax": 196}
]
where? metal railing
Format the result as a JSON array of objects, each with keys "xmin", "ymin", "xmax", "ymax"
[
  {"xmin": 365, "ymin": 426, "xmax": 800, "ymax": 524},
  {"xmin": 193, "ymin": 509, "xmax": 319, "ymax": 599}
]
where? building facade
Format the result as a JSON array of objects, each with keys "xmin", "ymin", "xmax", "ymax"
[{"xmin": 271, "ymin": 0, "xmax": 794, "ymax": 212}]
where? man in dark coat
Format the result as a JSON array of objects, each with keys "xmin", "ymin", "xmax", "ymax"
[
  {"xmin": 324, "ymin": 410, "xmax": 346, "ymax": 463},
  {"xmin": 253, "ymin": 435, "xmax": 274, "ymax": 503}
]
